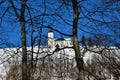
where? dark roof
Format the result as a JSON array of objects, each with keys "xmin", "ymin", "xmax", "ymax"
[{"xmin": 55, "ymin": 38, "xmax": 65, "ymax": 41}]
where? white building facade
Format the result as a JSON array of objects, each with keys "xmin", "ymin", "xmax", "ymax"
[{"xmin": 48, "ymin": 30, "xmax": 73, "ymax": 48}]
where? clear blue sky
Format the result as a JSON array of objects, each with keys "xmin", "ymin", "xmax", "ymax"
[{"xmin": 0, "ymin": 0, "xmax": 120, "ymax": 48}]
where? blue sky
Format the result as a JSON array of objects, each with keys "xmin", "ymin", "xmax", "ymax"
[{"xmin": 0, "ymin": 0, "xmax": 120, "ymax": 48}]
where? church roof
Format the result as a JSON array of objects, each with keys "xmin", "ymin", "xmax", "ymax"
[{"xmin": 55, "ymin": 38, "xmax": 65, "ymax": 41}]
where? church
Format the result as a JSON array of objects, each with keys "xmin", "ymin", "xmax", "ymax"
[{"xmin": 48, "ymin": 30, "xmax": 73, "ymax": 48}]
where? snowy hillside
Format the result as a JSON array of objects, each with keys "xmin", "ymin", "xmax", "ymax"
[{"xmin": 0, "ymin": 46, "xmax": 120, "ymax": 80}]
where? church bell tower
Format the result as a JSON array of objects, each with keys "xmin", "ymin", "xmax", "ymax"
[{"xmin": 48, "ymin": 30, "xmax": 54, "ymax": 47}]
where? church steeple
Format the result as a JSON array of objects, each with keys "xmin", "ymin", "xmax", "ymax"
[
  {"xmin": 48, "ymin": 30, "xmax": 54, "ymax": 47},
  {"xmin": 48, "ymin": 30, "xmax": 54, "ymax": 39}
]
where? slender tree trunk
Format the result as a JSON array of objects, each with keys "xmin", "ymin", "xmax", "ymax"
[
  {"xmin": 20, "ymin": 0, "xmax": 28, "ymax": 80},
  {"xmin": 8, "ymin": 0, "xmax": 28, "ymax": 79},
  {"xmin": 72, "ymin": 0, "xmax": 85, "ymax": 80},
  {"xmin": 20, "ymin": 18, "xmax": 28, "ymax": 80}
]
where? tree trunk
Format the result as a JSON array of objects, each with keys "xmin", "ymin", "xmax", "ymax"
[
  {"xmin": 20, "ymin": 0, "xmax": 28, "ymax": 80},
  {"xmin": 72, "ymin": 0, "xmax": 85, "ymax": 80},
  {"xmin": 20, "ymin": 18, "xmax": 28, "ymax": 80},
  {"xmin": 8, "ymin": 0, "xmax": 28, "ymax": 79}
]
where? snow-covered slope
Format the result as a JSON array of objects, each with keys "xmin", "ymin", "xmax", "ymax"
[{"xmin": 0, "ymin": 46, "xmax": 119, "ymax": 80}]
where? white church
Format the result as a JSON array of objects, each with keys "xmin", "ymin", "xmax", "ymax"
[{"xmin": 48, "ymin": 30, "xmax": 73, "ymax": 48}]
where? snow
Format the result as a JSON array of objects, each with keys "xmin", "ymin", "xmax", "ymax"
[{"xmin": 0, "ymin": 46, "xmax": 119, "ymax": 80}]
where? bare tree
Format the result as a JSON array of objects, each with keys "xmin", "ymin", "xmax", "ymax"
[
  {"xmin": 1, "ymin": 0, "xmax": 120, "ymax": 80},
  {"xmin": 72, "ymin": 0, "xmax": 85, "ymax": 80}
]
